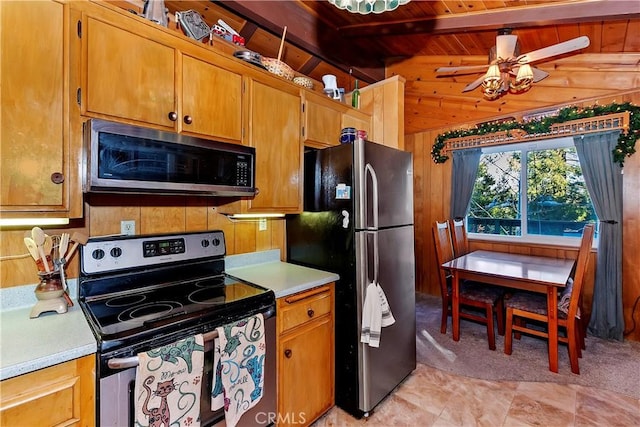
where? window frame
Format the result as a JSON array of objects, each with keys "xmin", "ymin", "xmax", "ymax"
[{"xmin": 467, "ymin": 136, "xmax": 598, "ymax": 248}]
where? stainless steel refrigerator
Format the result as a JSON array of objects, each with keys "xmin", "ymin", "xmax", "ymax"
[{"xmin": 286, "ymin": 138, "xmax": 416, "ymax": 418}]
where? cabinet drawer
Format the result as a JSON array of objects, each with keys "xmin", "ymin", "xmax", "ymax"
[{"xmin": 278, "ymin": 286, "xmax": 332, "ymax": 333}]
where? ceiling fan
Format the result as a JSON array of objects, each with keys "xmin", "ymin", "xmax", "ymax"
[{"xmin": 435, "ymin": 29, "xmax": 590, "ymax": 99}]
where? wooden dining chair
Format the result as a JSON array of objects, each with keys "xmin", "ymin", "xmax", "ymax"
[
  {"xmin": 432, "ymin": 220, "xmax": 505, "ymax": 350},
  {"xmin": 448, "ymin": 218, "xmax": 470, "ymax": 256},
  {"xmin": 504, "ymin": 224, "xmax": 595, "ymax": 374}
]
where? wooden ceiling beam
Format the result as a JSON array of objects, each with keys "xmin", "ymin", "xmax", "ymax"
[
  {"xmin": 338, "ymin": 0, "xmax": 640, "ymax": 38},
  {"xmin": 215, "ymin": 0, "xmax": 385, "ymax": 82}
]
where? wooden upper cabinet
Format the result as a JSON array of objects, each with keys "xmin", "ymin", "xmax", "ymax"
[
  {"xmin": 83, "ymin": 15, "xmax": 176, "ymax": 129},
  {"xmin": 246, "ymin": 79, "xmax": 302, "ymax": 213},
  {"xmin": 358, "ymin": 75, "xmax": 405, "ymax": 150},
  {"xmin": 82, "ymin": 13, "xmax": 243, "ymax": 143},
  {"xmin": 342, "ymin": 109, "xmax": 372, "ymax": 139},
  {"xmin": 302, "ymin": 91, "xmax": 343, "ymax": 148},
  {"xmin": 0, "ymin": 0, "xmax": 82, "ymax": 218},
  {"xmin": 181, "ymin": 54, "xmax": 242, "ymax": 142}
]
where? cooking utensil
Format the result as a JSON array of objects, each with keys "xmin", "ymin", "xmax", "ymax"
[
  {"xmin": 59, "ymin": 233, "xmax": 69, "ymax": 260},
  {"xmin": 31, "ymin": 227, "xmax": 50, "ymax": 273},
  {"xmin": 57, "ymin": 233, "xmax": 73, "ymax": 306},
  {"xmin": 65, "ymin": 231, "xmax": 89, "ymax": 263},
  {"xmin": 23, "ymin": 237, "xmax": 40, "ymax": 262},
  {"xmin": 44, "ymin": 234, "xmax": 53, "ymax": 257}
]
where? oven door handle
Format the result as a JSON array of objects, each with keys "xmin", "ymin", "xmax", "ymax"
[{"xmin": 107, "ymin": 329, "xmax": 220, "ymax": 369}]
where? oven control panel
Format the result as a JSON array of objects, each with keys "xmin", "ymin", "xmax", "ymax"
[{"xmin": 81, "ymin": 231, "xmax": 226, "ymax": 274}]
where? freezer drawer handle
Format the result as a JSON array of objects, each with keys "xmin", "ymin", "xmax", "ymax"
[{"xmin": 107, "ymin": 329, "xmax": 219, "ymax": 369}]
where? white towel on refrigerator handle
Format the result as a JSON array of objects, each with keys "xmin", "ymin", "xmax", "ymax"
[
  {"xmin": 377, "ymin": 282, "xmax": 396, "ymax": 327},
  {"xmin": 360, "ymin": 281, "xmax": 395, "ymax": 348}
]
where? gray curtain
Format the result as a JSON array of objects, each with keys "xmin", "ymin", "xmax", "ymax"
[
  {"xmin": 450, "ymin": 148, "xmax": 482, "ymax": 220},
  {"xmin": 574, "ymin": 131, "xmax": 624, "ymax": 341}
]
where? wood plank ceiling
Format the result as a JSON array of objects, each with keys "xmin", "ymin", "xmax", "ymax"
[{"xmin": 142, "ymin": 1, "xmax": 640, "ymax": 135}]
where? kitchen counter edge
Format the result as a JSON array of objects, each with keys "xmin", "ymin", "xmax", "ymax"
[
  {"xmin": 0, "ymin": 251, "xmax": 338, "ymax": 380},
  {"xmin": 0, "ymin": 302, "xmax": 97, "ymax": 381},
  {"xmin": 226, "ymin": 261, "xmax": 339, "ymax": 298}
]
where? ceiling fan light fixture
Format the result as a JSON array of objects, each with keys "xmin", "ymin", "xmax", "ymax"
[
  {"xmin": 510, "ymin": 64, "xmax": 534, "ymax": 93},
  {"xmin": 482, "ymin": 64, "xmax": 503, "ymax": 99},
  {"xmin": 328, "ymin": 0, "xmax": 410, "ymax": 15}
]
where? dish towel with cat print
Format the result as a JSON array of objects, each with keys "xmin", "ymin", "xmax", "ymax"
[
  {"xmin": 134, "ymin": 334, "xmax": 205, "ymax": 427},
  {"xmin": 360, "ymin": 281, "xmax": 395, "ymax": 348},
  {"xmin": 211, "ymin": 313, "xmax": 266, "ymax": 427}
]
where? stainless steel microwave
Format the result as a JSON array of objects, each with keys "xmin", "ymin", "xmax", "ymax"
[{"xmin": 83, "ymin": 119, "xmax": 256, "ymax": 196}]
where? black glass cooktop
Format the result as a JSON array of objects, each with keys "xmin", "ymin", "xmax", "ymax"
[{"xmin": 82, "ymin": 275, "xmax": 269, "ymax": 338}]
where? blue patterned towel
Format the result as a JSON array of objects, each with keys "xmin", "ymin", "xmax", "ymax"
[
  {"xmin": 135, "ymin": 334, "xmax": 204, "ymax": 427},
  {"xmin": 211, "ymin": 314, "xmax": 266, "ymax": 427}
]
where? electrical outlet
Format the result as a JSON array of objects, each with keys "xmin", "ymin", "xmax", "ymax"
[
  {"xmin": 258, "ymin": 218, "xmax": 267, "ymax": 231},
  {"xmin": 121, "ymin": 220, "xmax": 136, "ymax": 236}
]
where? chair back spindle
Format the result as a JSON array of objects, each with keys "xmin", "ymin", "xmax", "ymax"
[
  {"xmin": 432, "ymin": 221, "xmax": 454, "ymax": 294},
  {"xmin": 568, "ymin": 224, "xmax": 595, "ymax": 321},
  {"xmin": 449, "ymin": 218, "xmax": 470, "ymax": 256}
]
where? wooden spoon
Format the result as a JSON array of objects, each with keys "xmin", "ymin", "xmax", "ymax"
[
  {"xmin": 31, "ymin": 227, "xmax": 50, "ymax": 273},
  {"xmin": 23, "ymin": 237, "xmax": 40, "ymax": 262},
  {"xmin": 44, "ymin": 234, "xmax": 53, "ymax": 258}
]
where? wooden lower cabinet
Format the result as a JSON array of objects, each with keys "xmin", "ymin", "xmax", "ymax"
[
  {"xmin": 0, "ymin": 355, "xmax": 95, "ymax": 427},
  {"xmin": 277, "ymin": 284, "xmax": 335, "ymax": 426}
]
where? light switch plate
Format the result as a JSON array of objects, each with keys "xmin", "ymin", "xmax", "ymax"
[{"xmin": 258, "ymin": 218, "xmax": 267, "ymax": 231}]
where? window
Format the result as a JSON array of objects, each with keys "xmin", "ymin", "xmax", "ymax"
[{"xmin": 467, "ymin": 137, "xmax": 597, "ymax": 242}]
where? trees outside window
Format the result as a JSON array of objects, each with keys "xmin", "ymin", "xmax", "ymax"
[{"xmin": 468, "ymin": 137, "xmax": 597, "ymax": 239}]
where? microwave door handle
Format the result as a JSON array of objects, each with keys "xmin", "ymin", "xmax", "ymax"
[{"xmin": 107, "ymin": 329, "xmax": 220, "ymax": 369}]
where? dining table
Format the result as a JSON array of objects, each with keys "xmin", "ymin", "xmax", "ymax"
[{"xmin": 442, "ymin": 250, "xmax": 576, "ymax": 373}]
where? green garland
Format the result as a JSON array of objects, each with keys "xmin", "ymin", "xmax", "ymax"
[{"xmin": 432, "ymin": 102, "xmax": 640, "ymax": 167}]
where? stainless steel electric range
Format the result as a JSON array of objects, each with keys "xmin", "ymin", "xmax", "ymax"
[{"xmin": 78, "ymin": 230, "xmax": 276, "ymax": 427}]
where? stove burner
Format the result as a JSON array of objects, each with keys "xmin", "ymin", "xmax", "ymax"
[
  {"xmin": 194, "ymin": 277, "xmax": 224, "ymax": 287},
  {"xmin": 188, "ymin": 287, "xmax": 225, "ymax": 305},
  {"xmin": 117, "ymin": 301, "xmax": 183, "ymax": 322},
  {"xmin": 106, "ymin": 294, "xmax": 146, "ymax": 307}
]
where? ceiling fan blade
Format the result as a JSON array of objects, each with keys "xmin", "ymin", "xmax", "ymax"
[
  {"xmin": 496, "ymin": 34, "xmax": 518, "ymax": 60},
  {"xmin": 517, "ymin": 36, "xmax": 590, "ymax": 64},
  {"xmin": 531, "ymin": 66, "xmax": 549, "ymax": 82},
  {"xmin": 462, "ymin": 75, "xmax": 486, "ymax": 92},
  {"xmin": 436, "ymin": 64, "xmax": 489, "ymax": 75}
]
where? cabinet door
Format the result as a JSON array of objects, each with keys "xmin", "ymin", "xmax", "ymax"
[
  {"xmin": 0, "ymin": 355, "xmax": 95, "ymax": 427},
  {"xmin": 181, "ymin": 54, "xmax": 242, "ymax": 142},
  {"xmin": 303, "ymin": 92, "xmax": 342, "ymax": 148},
  {"xmin": 0, "ymin": 1, "xmax": 68, "ymax": 211},
  {"xmin": 84, "ymin": 15, "xmax": 176, "ymax": 128},
  {"xmin": 342, "ymin": 109, "xmax": 371, "ymax": 137},
  {"xmin": 248, "ymin": 80, "xmax": 302, "ymax": 213},
  {"xmin": 278, "ymin": 316, "xmax": 333, "ymax": 427}
]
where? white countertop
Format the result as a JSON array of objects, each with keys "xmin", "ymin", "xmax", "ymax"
[
  {"xmin": 0, "ymin": 299, "xmax": 97, "ymax": 381},
  {"xmin": 227, "ymin": 261, "xmax": 339, "ymax": 298},
  {"xmin": 0, "ymin": 250, "xmax": 337, "ymax": 380}
]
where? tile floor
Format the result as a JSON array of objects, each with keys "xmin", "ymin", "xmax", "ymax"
[{"xmin": 312, "ymin": 363, "xmax": 640, "ymax": 426}]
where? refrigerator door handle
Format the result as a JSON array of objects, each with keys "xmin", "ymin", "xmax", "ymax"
[
  {"xmin": 365, "ymin": 163, "xmax": 380, "ymax": 284},
  {"xmin": 364, "ymin": 164, "xmax": 379, "ymax": 230}
]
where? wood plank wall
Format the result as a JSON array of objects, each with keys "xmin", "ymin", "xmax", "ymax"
[
  {"xmin": 406, "ymin": 90, "xmax": 640, "ymax": 342},
  {"xmin": 0, "ymin": 195, "xmax": 285, "ymax": 289}
]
